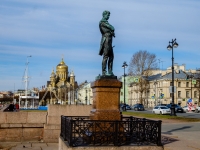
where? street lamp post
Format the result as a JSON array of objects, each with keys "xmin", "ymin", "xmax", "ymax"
[
  {"xmin": 122, "ymin": 61, "xmax": 128, "ymax": 111},
  {"xmin": 167, "ymin": 38, "xmax": 178, "ymax": 116},
  {"xmin": 154, "ymin": 81, "xmax": 157, "ymax": 106},
  {"xmin": 70, "ymin": 84, "xmax": 72, "ymax": 105},
  {"xmin": 187, "ymin": 74, "xmax": 194, "ymax": 99},
  {"xmin": 131, "ymin": 91, "xmax": 133, "ymax": 106},
  {"xmin": 85, "ymin": 89, "xmax": 87, "ymax": 105},
  {"xmin": 89, "ymin": 89, "xmax": 91, "ymax": 105}
]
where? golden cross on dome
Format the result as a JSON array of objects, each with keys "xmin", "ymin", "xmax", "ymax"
[{"xmin": 61, "ymin": 54, "xmax": 64, "ymax": 60}]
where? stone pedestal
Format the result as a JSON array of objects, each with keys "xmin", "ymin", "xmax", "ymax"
[{"xmin": 90, "ymin": 77, "xmax": 122, "ymax": 120}]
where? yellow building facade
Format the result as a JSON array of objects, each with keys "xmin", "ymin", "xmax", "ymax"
[{"xmin": 128, "ymin": 64, "xmax": 200, "ymax": 108}]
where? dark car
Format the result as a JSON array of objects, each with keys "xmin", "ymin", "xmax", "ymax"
[
  {"xmin": 131, "ymin": 104, "xmax": 145, "ymax": 111},
  {"xmin": 120, "ymin": 104, "xmax": 132, "ymax": 110},
  {"xmin": 166, "ymin": 104, "xmax": 184, "ymax": 113}
]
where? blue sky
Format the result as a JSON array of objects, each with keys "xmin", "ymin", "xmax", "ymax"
[{"xmin": 0, "ymin": 0, "xmax": 200, "ymax": 91}]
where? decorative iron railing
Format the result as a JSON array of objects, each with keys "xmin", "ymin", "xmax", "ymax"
[{"xmin": 60, "ymin": 116, "xmax": 162, "ymax": 147}]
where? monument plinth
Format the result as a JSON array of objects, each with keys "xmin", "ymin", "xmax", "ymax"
[{"xmin": 90, "ymin": 77, "xmax": 122, "ymax": 120}]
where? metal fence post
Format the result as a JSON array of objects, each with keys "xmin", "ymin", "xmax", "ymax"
[
  {"xmin": 69, "ymin": 119, "xmax": 73, "ymax": 146},
  {"xmin": 157, "ymin": 120, "xmax": 162, "ymax": 146},
  {"xmin": 130, "ymin": 116, "xmax": 133, "ymax": 136},
  {"xmin": 114, "ymin": 120, "xmax": 118, "ymax": 146},
  {"xmin": 64, "ymin": 116, "xmax": 67, "ymax": 141},
  {"xmin": 60, "ymin": 115, "xmax": 62, "ymax": 137},
  {"xmin": 142, "ymin": 118, "xmax": 146, "ymax": 141}
]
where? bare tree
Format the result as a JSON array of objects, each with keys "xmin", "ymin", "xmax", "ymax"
[{"xmin": 128, "ymin": 50, "xmax": 157, "ymax": 104}]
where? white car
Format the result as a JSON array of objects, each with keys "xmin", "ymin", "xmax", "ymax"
[
  {"xmin": 152, "ymin": 106, "xmax": 171, "ymax": 115},
  {"xmin": 182, "ymin": 106, "xmax": 195, "ymax": 112}
]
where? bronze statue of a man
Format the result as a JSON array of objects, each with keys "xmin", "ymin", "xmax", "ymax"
[{"xmin": 99, "ymin": 10, "xmax": 115, "ymax": 76}]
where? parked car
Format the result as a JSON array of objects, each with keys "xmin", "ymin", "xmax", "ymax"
[
  {"xmin": 195, "ymin": 106, "xmax": 200, "ymax": 113},
  {"xmin": 182, "ymin": 105, "xmax": 195, "ymax": 112},
  {"xmin": 152, "ymin": 106, "xmax": 171, "ymax": 115},
  {"xmin": 166, "ymin": 104, "xmax": 184, "ymax": 113},
  {"xmin": 158, "ymin": 104, "xmax": 167, "ymax": 106},
  {"xmin": 131, "ymin": 104, "xmax": 145, "ymax": 111},
  {"xmin": 120, "ymin": 104, "xmax": 131, "ymax": 110}
]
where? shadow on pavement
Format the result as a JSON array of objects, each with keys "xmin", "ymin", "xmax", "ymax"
[
  {"xmin": 161, "ymin": 135, "xmax": 178, "ymax": 145},
  {"xmin": 162, "ymin": 126, "xmax": 192, "ymax": 135}
]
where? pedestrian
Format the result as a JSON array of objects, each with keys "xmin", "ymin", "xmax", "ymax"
[
  {"xmin": 8, "ymin": 102, "xmax": 14, "ymax": 111},
  {"xmin": 15, "ymin": 103, "xmax": 19, "ymax": 112}
]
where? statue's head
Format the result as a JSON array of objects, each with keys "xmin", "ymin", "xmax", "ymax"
[{"xmin": 102, "ymin": 10, "xmax": 110, "ymax": 20}]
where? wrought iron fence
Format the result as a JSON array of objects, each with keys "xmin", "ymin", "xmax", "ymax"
[{"xmin": 60, "ymin": 116, "xmax": 162, "ymax": 147}]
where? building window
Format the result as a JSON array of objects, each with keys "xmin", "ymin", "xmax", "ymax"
[
  {"xmin": 186, "ymin": 91, "xmax": 190, "ymax": 98},
  {"xmin": 178, "ymin": 82, "xmax": 181, "ymax": 87},
  {"xmin": 170, "ymin": 93, "xmax": 172, "ymax": 97},
  {"xmin": 194, "ymin": 91, "xmax": 197, "ymax": 98},
  {"xmin": 147, "ymin": 91, "xmax": 150, "ymax": 97},
  {"xmin": 121, "ymin": 92, "xmax": 123, "ymax": 96},
  {"xmin": 170, "ymin": 82, "xmax": 172, "ymax": 86},
  {"xmin": 178, "ymin": 91, "xmax": 181, "ymax": 98},
  {"xmin": 186, "ymin": 82, "xmax": 189, "ymax": 87}
]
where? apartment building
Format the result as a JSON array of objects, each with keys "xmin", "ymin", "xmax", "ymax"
[
  {"xmin": 126, "ymin": 64, "xmax": 200, "ymax": 107},
  {"xmin": 77, "ymin": 81, "xmax": 93, "ymax": 105}
]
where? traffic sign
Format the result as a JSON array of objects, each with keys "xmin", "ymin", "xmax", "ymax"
[
  {"xmin": 192, "ymin": 80, "xmax": 196, "ymax": 84},
  {"xmin": 133, "ymin": 77, "xmax": 139, "ymax": 83}
]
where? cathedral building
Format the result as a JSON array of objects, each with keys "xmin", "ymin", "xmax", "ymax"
[{"xmin": 40, "ymin": 58, "xmax": 78, "ymax": 105}]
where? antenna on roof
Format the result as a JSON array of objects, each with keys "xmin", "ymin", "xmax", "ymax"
[{"xmin": 161, "ymin": 60, "xmax": 165, "ymax": 71}]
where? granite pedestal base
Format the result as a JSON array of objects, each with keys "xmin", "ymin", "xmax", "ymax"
[{"xmin": 90, "ymin": 78, "xmax": 122, "ymax": 121}]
